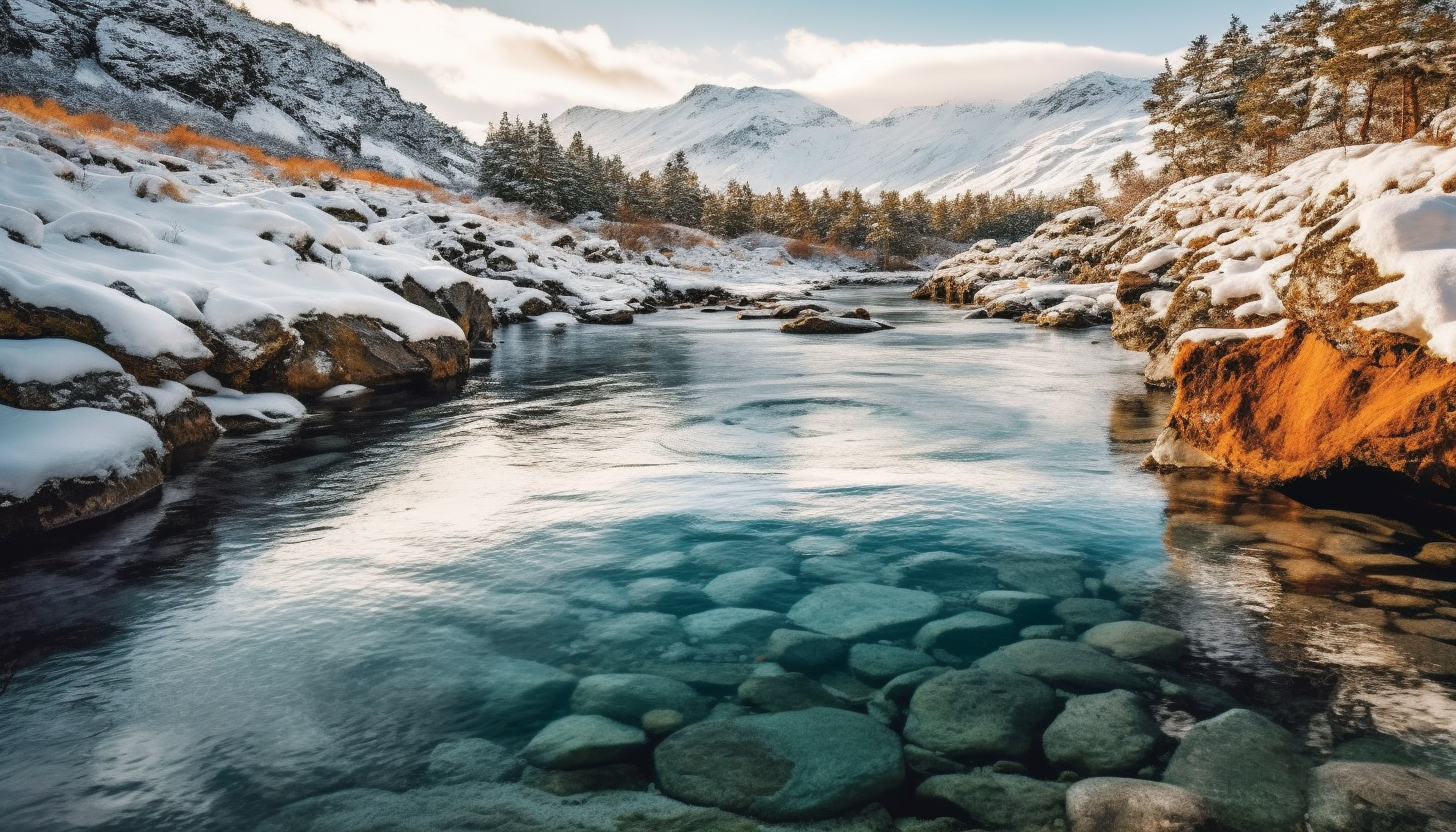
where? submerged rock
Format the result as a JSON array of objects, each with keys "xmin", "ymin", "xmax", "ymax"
[
  {"xmin": 1041, "ymin": 690, "xmax": 1161, "ymax": 775},
  {"xmin": 1080, "ymin": 621, "xmax": 1188, "ymax": 663},
  {"xmin": 848, "ymin": 644, "xmax": 937, "ymax": 686},
  {"xmin": 781, "ymin": 312, "xmax": 893, "ymax": 334},
  {"xmin": 654, "ymin": 707, "xmax": 904, "ymax": 821},
  {"xmin": 975, "ymin": 640, "xmax": 1152, "ymax": 693},
  {"xmin": 681, "ymin": 608, "xmax": 787, "ymax": 649},
  {"xmin": 1064, "ymin": 778, "xmax": 1214, "ymax": 832},
  {"xmin": 705, "ymin": 568, "xmax": 807, "ymax": 612},
  {"xmin": 1162, "ymin": 709, "xmax": 1311, "ymax": 832},
  {"xmin": 738, "ymin": 666, "xmax": 846, "ymax": 713},
  {"xmin": 913, "ymin": 612, "xmax": 1018, "ymax": 661},
  {"xmin": 902, "ymin": 669, "xmax": 1058, "ymax": 761},
  {"xmin": 916, "ymin": 771, "xmax": 1069, "ymax": 832},
  {"xmin": 472, "ymin": 655, "xmax": 578, "ymax": 738},
  {"xmin": 570, "ymin": 673, "xmax": 710, "ymax": 725},
  {"xmin": 974, "ymin": 591, "xmax": 1056, "ymax": 622},
  {"xmin": 788, "ymin": 583, "xmax": 945, "ymax": 641},
  {"xmin": 1306, "ymin": 761, "xmax": 1456, "ymax": 832},
  {"xmin": 425, "ymin": 738, "xmax": 523, "ymax": 785},
  {"xmin": 764, "ymin": 629, "xmax": 848, "ymax": 674},
  {"xmin": 522, "ymin": 715, "xmax": 648, "ymax": 770},
  {"xmin": 1053, "ymin": 598, "xmax": 1132, "ymax": 630},
  {"xmin": 996, "ymin": 561, "xmax": 1086, "ymax": 599}
]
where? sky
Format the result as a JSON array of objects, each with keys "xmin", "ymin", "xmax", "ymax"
[{"xmin": 236, "ymin": 0, "xmax": 1290, "ymax": 138}]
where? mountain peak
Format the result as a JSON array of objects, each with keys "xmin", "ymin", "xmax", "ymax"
[{"xmin": 1017, "ymin": 72, "xmax": 1152, "ymax": 117}]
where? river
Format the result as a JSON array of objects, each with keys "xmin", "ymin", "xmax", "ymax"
[{"xmin": 1, "ymin": 285, "xmax": 1453, "ymax": 830}]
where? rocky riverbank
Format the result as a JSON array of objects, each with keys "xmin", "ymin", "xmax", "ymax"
[
  {"xmin": 916, "ymin": 112, "xmax": 1456, "ymax": 491},
  {"xmin": 0, "ymin": 105, "xmax": 863, "ymax": 537}
]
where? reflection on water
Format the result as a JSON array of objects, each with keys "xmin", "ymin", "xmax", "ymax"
[{"xmin": 0, "ymin": 286, "xmax": 1452, "ymax": 831}]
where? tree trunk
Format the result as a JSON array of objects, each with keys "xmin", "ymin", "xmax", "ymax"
[
  {"xmin": 1360, "ymin": 80, "xmax": 1379, "ymax": 143},
  {"xmin": 1409, "ymin": 77, "xmax": 1423, "ymax": 139}
]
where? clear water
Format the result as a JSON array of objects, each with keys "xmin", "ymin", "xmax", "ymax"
[{"xmin": 1, "ymin": 285, "xmax": 1454, "ymax": 830}]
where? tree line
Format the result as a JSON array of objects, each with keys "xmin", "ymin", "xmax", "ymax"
[
  {"xmin": 477, "ymin": 112, "xmax": 1101, "ymax": 257},
  {"xmin": 1147, "ymin": 0, "xmax": 1456, "ymax": 176}
]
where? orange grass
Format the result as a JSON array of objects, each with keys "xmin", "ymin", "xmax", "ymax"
[{"xmin": 0, "ymin": 95, "xmax": 452, "ymax": 198}]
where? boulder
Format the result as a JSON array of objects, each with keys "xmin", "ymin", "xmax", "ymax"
[
  {"xmin": 1053, "ymin": 598, "xmax": 1133, "ymax": 630},
  {"xmin": 781, "ymin": 312, "xmax": 893, "ymax": 334},
  {"xmin": 903, "ymin": 669, "xmax": 1058, "ymax": 761},
  {"xmin": 881, "ymin": 666, "xmax": 950, "ymax": 706},
  {"xmin": 913, "ymin": 612, "xmax": 1018, "ymax": 661},
  {"xmin": 849, "ymin": 644, "xmax": 937, "ymax": 686},
  {"xmin": 771, "ymin": 302, "xmax": 831, "ymax": 318},
  {"xmin": 975, "ymin": 640, "xmax": 1152, "ymax": 693},
  {"xmin": 1041, "ymin": 690, "xmax": 1161, "ymax": 775},
  {"xmin": 639, "ymin": 662, "xmax": 757, "ymax": 696},
  {"xmin": 1306, "ymin": 761, "xmax": 1456, "ymax": 832},
  {"xmin": 1163, "ymin": 709, "xmax": 1311, "ymax": 832},
  {"xmin": 764, "ymin": 629, "xmax": 848, "ymax": 674},
  {"xmin": 996, "ymin": 561, "xmax": 1087, "ymax": 599},
  {"xmin": 680, "ymin": 608, "xmax": 787, "ymax": 649},
  {"xmin": 520, "ymin": 763, "xmax": 649, "ymax": 796},
  {"xmin": 800, "ymin": 557, "xmax": 880, "ymax": 584},
  {"xmin": 704, "ymin": 568, "xmax": 806, "ymax": 612},
  {"xmin": 916, "ymin": 771, "xmax": 1069, "ymax": 832},
  {"xmin": 472, "ymin": 655, "xmax": 579, "ymax": 738},
  {"xmin": 788, "ymin": 583, "xmax": 945, "ymax": 641},
  {"xmin": 570, "ymin": 673, "xmax": 710, "ymax": 725},
  {"xmin": 625, "ymin": 578, "xmax": 714, "ymax": 615},
  {"xmin": 974, "ymin": 591, "xmax": 1056, "ymax": 622},
  {"xmin": 738, "ymin": 666, "xmax": 845, "ymax": 713},
  {"xmin": 521, "ymin": 715, "xmax": 647, "ymax": 770},
  {"xmin": 425, "ymin": 738, "xmax": 523, "ymax": 785},
  {"xmin": 1080, "ymin": 621, "xmax": 1188, "ymax": 663},
  {"xmin": 1065, "ymin": 778, "xmax": 1215, "ymax": 832},
  {"xmin": 883, "ymin": 552, "xmax": 997, "ymax": 595},
  {"xmin": 654, "ymin": 707, "xmax": 904, "ymax": 821}
]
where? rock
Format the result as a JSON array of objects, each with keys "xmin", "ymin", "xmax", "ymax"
[
  {"xmin": 881, "ymin": 666, "xmax": 950, "ymax": 706},
  {"xmin": 764, "ymin": 629, "xmax": 848, "ymax": 674},
  {"xmin": 1417, "ymin": 542, "xmax": 1456, "ymax": 568},
  {"xmin": 897, "ymin": 819, "xmax": 973, "ymax": 832},
  {"xmin": 705, "ymin": 568, "xmax": 806, "ymax": 612},
  {"xmin": 654, "ymin": 708, "xmax": 904, "ymax": 821},
  {"xmin": 997, "ymin": 561, "xmax": 1087, "ymax": 599},
  {"xmin": 1391, "ymin": 616, "xmax": 1456, "ymax": 642},
  {"xmin": 521, "ymin": 762, "xmax": 649, "ymax": 795},
  {"xmin": 625, "ymin": 551, "xmax": 690, "ymax": 574},
  {"xmin": 903, "ymin": 744, "xmax": 970, "ymax": 776},
  {"xmin": 1019, "ymin": 624, "xmax": 1070, "ymax": 640},
  {"xmin": 781, "ymin": 312, "xmax": 892, "ymax": 334},
  {"xmin": 771, "ymin": 302, "xmax": 831, "ymax": 319},
  {"xmin": 1101, "ymin": 560, "xmax": 1168, "ymax": 610},
  {"xmin": 1054, "ymin": 598, "xmax": 1133, "ymax": 630},
  {"xmin": 800, "ymin": 557, "xmax": 880, "ymax": 584},
  {"xmin": 580, "ymin": 308, "xmax": 634, "ymax": 325},
  {"xmin": 913, "ymin": 612, "xmax": 1018, "ymax": 661},
  {"xmin": 1162, "ymin": 709, "xmax": 1310, "ymax": 832},
  {"xmin": 916, "ymin": 771, "xmax": 1069, "ymax": 832},
  {"xmin": 789, "ymin": 535, "xmax": 855, "ymax": 557},
  {"xmin": 571, "ymin": 673, "xmax": 710, "ymax": 725},
  {"xmin": 681, "ymin": 608, "xmax": 787, "ymax": 649},
  {"xmin": 849, "ymin": 644, "xmax": 937, "ymax": 686},
  {"xmin": 975, "ymin": 640, "xmax": 1152, "ymax": 693},
  {"xmin": 1065, "ymin": 778, "xmax": 1214, "ymax": 832},
  {"xmin": 473, "ymin": 656, "xmax": 579, "ymax": 738},
  {"xmin": 1080, "ymin": 621, "xmax": 1189, "ymax": 663},
  {"xmin": 820, "ymin": 671, "xmax": 879, "ymax": 707},
  {"xmin": 739, "ymin": 665, "xmax": 845, "ymax": 713},
  {"xmin": 883, "ymin": 552, "xmax": 997, "ymax": 595},
  {"xmin": 642, "ymin": 709, "xmax": 685, "ymax": 737},
  {"xmin": 903, "ymin": 669, "xmax": 1058, "ymax": 761},
  {"xmin": 425, "ymin": 738, "xmax": 523, "ymax": 784},
  {"xmin": 1306, "ymin": 761, "xmax": 1456, "ymax": 832},
  {"xmin": 1041, "ymin": 690, "xmax": 1161, "ymax": 775},
  {"xmin": 626, "ymin": 578, "xmax": 714, "ymax": 615},
  {"xmin": 581, "ymin": 613, "xmax": 685, "ymax": 655},
  {"xmin": 974, "ymin": 591, "xmax": 1056, "ymax": 622},
  {"xmin": 688, "ymin": 540, "xmax": 798, "ymax": 574},
  {"xmin": 788, "ymin": 583, "xmax": 945, "ymax": 641},
  {"xmin": 522, "ymin": 715, "xmax": 648, "ymax": 770},
  {"xmin": 639, "ymin": 662, "xmax": 757, "ymax": 696}
]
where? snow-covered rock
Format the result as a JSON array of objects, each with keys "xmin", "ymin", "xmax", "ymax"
[{"xmin": 558, "ymin": 73, "xmax": 1155, "ymax": 198}]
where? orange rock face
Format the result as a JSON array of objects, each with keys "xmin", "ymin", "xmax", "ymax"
[{"xmin": 1169, "ymin": 326, "xmax": 1456, "ymax": 486}]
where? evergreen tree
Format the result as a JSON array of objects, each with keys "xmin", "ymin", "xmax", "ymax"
[
  {"xmin": 658, "ymin": 150, "xmax": 705, "ymax": 226},
  {"xmin": 1242, "ymin": 1, "xmax": 1334, "ymax": 171}
]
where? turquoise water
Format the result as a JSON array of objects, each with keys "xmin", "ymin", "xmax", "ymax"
[{"xmin": 0, "ymin": 286, "xmax": 1453, "ymax": 830}]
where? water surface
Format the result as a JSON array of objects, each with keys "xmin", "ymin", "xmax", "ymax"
[{"xmin": 1, "ymin": 286, "xmax": 1453, "ymax": 830}]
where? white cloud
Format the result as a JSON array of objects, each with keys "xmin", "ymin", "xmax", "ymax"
[{"xmin": 234, "ymin": 0, "xmax": 1167, "ymax": 131}]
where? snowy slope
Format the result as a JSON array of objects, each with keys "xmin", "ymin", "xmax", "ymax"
[
  {"xmin": 556, "ymin": 73, "xmax": 1155, "ymax": 198},
  {"xmin": 0, "ymin": 0, "xmax": 480, "ymax": 185}
]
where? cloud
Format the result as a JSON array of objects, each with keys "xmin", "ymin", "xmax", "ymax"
[{"xmin": 234, "ymin": 0, "xmax": 1167, "ymax": 132}]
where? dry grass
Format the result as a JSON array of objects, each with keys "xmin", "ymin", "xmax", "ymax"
[
  {"xmin": 601, "ymin": 219, "xmax": 714, "ymax": 252},
  {"xmin": 0, "ymin": 95, "xmax": 451, "ymax": 198}
]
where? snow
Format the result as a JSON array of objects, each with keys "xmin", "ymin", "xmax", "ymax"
[
  {"xmin": 532, "ymin": 312, "xmax": 578, "ymax": 327},
  {"xmin": 1123, "ymin": 246, "xmax": 1187, "ymax": 275},
  {"xmin": 557, "ymin": 73, "xmax": 1157, "ymax": 198},
  {"xmin": 0, "ymin": 338, "xmax": 124, "ymax": 384},
  {"xmin": 319, "ymin": 384, "xmax": 369, "ymax": 400},
  {"xmin": 140, "ymin": 380, "xmax": 193, "ymax": 415},
  {"xmin": 1345, "ymin": 193, "xmax": 1456, "ymax": 361},
  {"xmin": 1178, "ymin": 319, "xmax": 1291, "ymax": 345},
  {"xmin": 50, "ymin": 210, "xmax": 158, "ymax": 253},
  {"xmin": 200, "ymin": 389, "xmax": 306, "ymax": 424},
  {"xmin": 0, "ymin": 404, "xmax": 161, "ymax": 500},
  {"xmin": 0, "ymin": 202, "xmax": 44, "ymax": 246}
]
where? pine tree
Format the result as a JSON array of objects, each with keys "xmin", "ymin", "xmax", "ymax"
[
  {"xmin": 658, "ymin": 150, "xmax": 705, "ymax": 227},
  {"xmin": 1242, "ymin": 1, "xmax": 1334, "ymax": 171}
]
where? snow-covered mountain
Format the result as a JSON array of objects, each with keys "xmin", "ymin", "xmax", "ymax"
[
  {"xmin": 555, "ymin": 73, "xmax": 1155, "ymax": 198},
  {"xmin": 0, "ymin": 0, "xmax": 480, "ymax": 185}
]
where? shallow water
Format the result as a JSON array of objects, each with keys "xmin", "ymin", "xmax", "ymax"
[{"xmin": 1, "ymin": 285, "xmax": 1454, "ymax": 830}]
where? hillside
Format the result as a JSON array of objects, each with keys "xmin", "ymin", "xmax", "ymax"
[
  {"xmin": 0, "ymin": 0, "xmax": 480, "ymax": 185},
  {"xmin": 555, "ymin": 73, "xmax": 1155, "ymax": 198}
]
